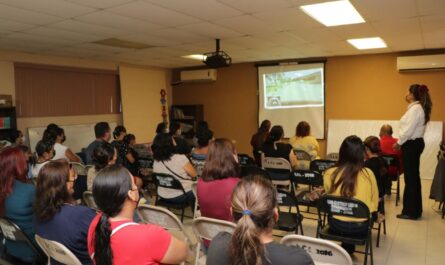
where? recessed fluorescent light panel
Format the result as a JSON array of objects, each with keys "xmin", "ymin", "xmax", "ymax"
[
  {"xmin": 182, "ymin": 54, "xmax": 207, "ymax": 61},
  {"xmin": 347, "ymin": 37, "xmax": 387, "ymax": 49},
  {"xmin": 300, "ymin": 0, "xmax": 365, "ymax": 27}
]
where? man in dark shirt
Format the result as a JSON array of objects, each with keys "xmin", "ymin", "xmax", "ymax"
[{"xmin": 84, "ymin": 122, "xmax": 111, "ymax": 165}]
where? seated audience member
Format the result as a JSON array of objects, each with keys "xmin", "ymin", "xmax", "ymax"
[
  {"xmin": 169, "ymin": 121, "xmax": 191, "ymax": 155},
  {"xmin": 261, "ymin": 125, "xmax": 298, "ymax": 168},
  {"xmin": 122, "ymin": 134, "xmax": 143, "ymax": 188},
  {"xmin": 17, "ymin": 145, "xmax": 34, "ymax": 180},
  {"xmin": 42, "ymin": 123, "xmax": 60, "ymax": 145},
  {"xmin": 289, "ymin": 121, "xmax": 320, "ymax": 160},
  {"xmin": 152, "ymin": 133, "xmax": 197, "ymax": 205},
  {"xmin": 364, "ymin": 136, "xmax": 388, "ymax": 198},
  {"xmin": 34, "ymin": 160, "xmax": 96, "ymax": 265},
  {"xmin": 111, "ymin": 125, "xmax": 127, "ymax": 166},
  {"xmin": 207, "ymin": 175, "xmax": 314, "ymax": 265},
  {"xmin": 197, "ymin": 138, "xmax": 240, "ymax": 222},
  {"xmin": 84, "ymin": 122, "xmax": 111, "ymax": 165},
  {"xmin": 323, "ymin": 135, "xmax": 379, "ymax": 254},
  {"xmin": 49, "ymin": 127, "xmax": 81, "ymax": 163},
  {"xmin": 87, "ymin": 166, "xmax": 188, "ymax": 265},
  {"xmin": 87, "ymin": 142, "xmax": 116, "ymax": 191},
  {"xmin": 32, "ymin": 140, "xmax": 54, "ymax": 178},
  {"xmin": 0, "ymin": 147, "xmax": 36, "ymax": 262},
  {"xmin": 193, "ymin": 121, "xmax": 209, "ymax": 147},
  {"xmin": 250, "ymin": 119, "xmax": 271, "ymax": 165},
  {"xmin": 191, "ymin": 129, "xmax": 214, "ymax": 176},
  {"xmin": 379, "ymin": 124, "xmax": 403, "ymax": 194},
  {"xmin": 156, "ymin": 122, "xmax": 167, "ymax": 135},
  {"xmin": 10, "ymin": 129, "xmax": 25, "ymax": 147}
]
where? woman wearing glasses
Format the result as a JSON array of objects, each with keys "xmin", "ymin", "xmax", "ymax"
[{"xmin": 34, "ymin": 159, "xmax": 96, "ymax": 265}]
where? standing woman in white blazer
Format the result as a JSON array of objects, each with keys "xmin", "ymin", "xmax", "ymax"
[{"xmin": 394, "ymin": 84, "xmax": 432, "ymax": 220}]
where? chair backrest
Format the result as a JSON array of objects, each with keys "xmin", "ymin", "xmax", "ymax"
[
  {"xmin": 154, "ymin": 172, "xmax": 186, "ymax": 191},
  {"xmin": 82, "ymin": 191, "xmax": 98, "ymax": 210},
  {"xmin": 240, "ymin": 165, "xmax": 271, "ymax": 180},
  {"xmin": 139, "ymin": 156, "xmax": 154, "ymax": 169},
  {"xmin": 276, "ymin": 188, "xmax": 298, "ymax": 209},
  {"xmin": 326, "ymin": 152, "xmax": 339, "ymax": 161},
  {"xmin": 294, "ymin": 149, "xmax": 312, "ymax": 161},
  {"xmin": 70, "ymin": 162, "xmax": 86, "ymax": 176},
  {"xmin": 192, "ymin": 217, "xmax": 236, "ymax": 242},
  {"xmin": 318, "ymin": 195, "xmax": 371, "ymax": 220},
  {"xmin": 137, "ymin": 205, "xmax": 193, "ymax": 243},
  {"xmin": 380, "ymin": 154, "xmax": 398, "ymax": 167},
  {"xmin": 292, "ymin": 170, "xmax": 323, "ymax": 186},
  {"xmin": 35, "ymin": 235, "xmax": 82, "ymax": 265},
  {"xmin": 0, "ymin": 218, "xmax": 44, "ymax": 259},
  {"xmin": 190, "ymin": 157, "xmax": 206, "ymax": 177},
  {"xmin": 310, "ymin": 159, "xmax": 336, "ymax": 174},
  {"xmin": 237, "ymin": 154, "xmax": 256, "ymax": 166},
  {"xmin": 281, "ymin": 235, "xmax": 352, "ymax": 265}
]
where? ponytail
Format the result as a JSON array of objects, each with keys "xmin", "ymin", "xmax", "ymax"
[
  {"xmin": 229, "ymin": 176, "xmax": 277, "ymax": 265},
  {"xmin": 94, "ymin": 214, "xmax": 113, "ymax": 265},
  {"xmin": 410, "ymin": 84, "xmax": 432, "ymax": 124}
]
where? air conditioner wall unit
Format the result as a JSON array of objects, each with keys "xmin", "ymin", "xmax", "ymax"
[
  {"xmin": 397, "ymin": 54, "xmax": 445, "ymax": 72},
  {"xmin": 180, "ymin": 69, "xmax": 217, "ymax": 82}
]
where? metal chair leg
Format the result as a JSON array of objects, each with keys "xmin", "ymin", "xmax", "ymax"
[{"xmin": 376, "ymin": 224, "xmax": 381, "ymax": 248}]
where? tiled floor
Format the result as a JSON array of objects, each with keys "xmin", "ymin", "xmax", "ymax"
[{"xmin": 181, "ymin": 178, "xmax": 445, "ymax": 265}]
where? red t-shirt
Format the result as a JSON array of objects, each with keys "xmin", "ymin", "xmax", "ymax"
[
  {"xmin": 87, "ymin": 213, "xmax": 171, "ymax": 265},
  {"xmin": 380, "ymin": 135, "xmax": 403, "ymax": 175},
  {"xmin": 197, "ymin": 177, "xmax": 240, "ymax": 222}
]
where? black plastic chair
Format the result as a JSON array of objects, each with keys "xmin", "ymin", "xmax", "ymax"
[
  {"xmin": 293, "ymin": 149, "xmax": 312, "ymax": 170},
  {"xmin": 262, "ymin": 156, "xmax": 293, "ymax": 187},
  {"xmin": 237, "ymin": 153, "xmax": 256, "ymax": 166},
  {"xmin": 0, "ymin": 218, "xmax": 46, "ymax": 265},
  {"xmin": 275, "ymin": 188, "xmax": 304, "ymax": 235},
  {"xmin": 317, "ymin": 195, "xmax": 374, "ymax": 265},
  {"xmin": 374, "ymin": 199, "xmax": 386, "ymax": 247},
  {"xmin": 310, "ymin": 159, "xmax": 336, "ymax": 174},
  {"xmin": 153, "ymin": 173, "xmax": 194, "ymax": 222},
  {"xmin": 381, "ymin": 154, "xmax": 401, "ymax": 206},
  {"xmin": 240, "ymin": 165, "xmax": 272, "ymax": 180},
  {"xmin": 292, "ymin": 169, "xmax": 323, "ymax": 220}
]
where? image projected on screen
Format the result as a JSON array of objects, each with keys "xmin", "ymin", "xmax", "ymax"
[{"xmin": 263, "ymin": 68, "xmax": 323, "ymax": 109}]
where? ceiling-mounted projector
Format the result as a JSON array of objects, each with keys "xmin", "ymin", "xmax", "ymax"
[{"xmin": 203, "ymin": 39, "xmax": 231, "ymax": 68}]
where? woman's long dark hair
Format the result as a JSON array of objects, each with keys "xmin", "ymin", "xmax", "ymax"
[
  {"xmin": 93, "ymin": 142, "xmax": 115, "ymax": 171},
  {"xmin": 409, "ymin": 84, "xmax": 432, "ymax": 124},
  {"xmin": 92, "ymin": 166, "xmax": 132, "ymax": 265},
  {"xmin": 34, "ymin": 159, "xmax": 72, "ymax": 221},
  {"xmin": 258, "ymin": 120, "xmax": 271, "ymax": 134},
  {"xmin": 230, "ymin": 175, "xmax": 277, "ymax": 265},
  {"xmin": 329, "ymin": 135, "xmax": 367, "ymax": 198},
  {"xmin": 201, "ymin": 138, "xmax": 240, "ymax": 181},
  {"xmin": 152, "ymin": 133, "xmax": 175, "ymax": 161},
  {"xmin": 265, "ymin": 125, "xmax": 284, "ymax": 145}
]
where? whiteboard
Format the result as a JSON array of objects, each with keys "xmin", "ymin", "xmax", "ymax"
[
  {"xmin": 28, "ymin": 122, "xmax": 117, "ymax": 154},
  {"xmin": 327, "ymin": 120, "xmax": 443, "ymax": 180}
]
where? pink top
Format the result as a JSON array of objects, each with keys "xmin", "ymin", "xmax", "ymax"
[{"xmin": 197, "ymin": 177, "xmax": 240, "ymax": 221}]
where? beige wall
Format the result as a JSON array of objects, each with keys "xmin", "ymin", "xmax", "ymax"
[
  {"xmin": 173, "ymin": 53, "xmax": 445, "ymax": 156},
  {"xmin": 119, "ymin": 65, "xmax": 171, "ymax": 143}
]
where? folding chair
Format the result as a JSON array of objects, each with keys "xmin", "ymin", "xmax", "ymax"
[
  {"xmin": 317, "ymin": 195, "xmax": 374, "ymax": 265},
  {"xmin": 191, "ymin": 183, "xmax": 200, "ymax": 219},
  {"xmin": 137, "ymin": 205, "xmax": 196, "ymax": 265},
  {"xmin": 310, "ymin": 159, "xmax": 336, "ymax": 175},
  {"xmin": 293, "ymin": 149, "xmax": 312, "ymax": 170},
  {"xmin": 262, "ymin": 156, "xmax": 292, "ymax": 188},
  {"xmin": 281, "ymin": 234, "xmax": 352, "ymax": 265},
  {"xmin": 275, "ymin": 188, "xmax": 304, "ymax": 236},
  {"xmin": 192, "ymin": 217, "xmax": 236, "ymax": 265},
  {"xmin": 237, "ymin": 153, "xmax": 256, "ymax": 166},
  {"xmin": 0, "ymin": 218, "xmax": 46, "ymax": 264},
  {"xmin": 35, "ymin": 235, "xmax": 82, "ymax": 265},
  {"xmin": 374, "ymin": 199, "xmax": 386, "ymax": 248},
  {"xmin": 326, "ymin": 152, "xmax": 339, "ymax": 161},
  {"xmin": 240, "ymin": 165, "xmax": 271, "ymax": 180},
  {"xmin": 153, "ymin": 173, "xmax": 194, "ymax": 222},
  {"xmin": 381, "ymin": 154, "xmax": 401, "ymax": 206},
  {"xmin": 82, "ymin": 191, "xmax": 98, "ymax": 211},
  {"xmin": 70, "ymin": 162, "xmax": 86, "ymax": 176},
  {"xmin": 292, "ymin": 169, "xmax": 323, "ymax": 220}
]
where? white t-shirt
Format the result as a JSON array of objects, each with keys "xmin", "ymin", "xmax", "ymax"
[
  {"xmin": 52, "ymin": 143, "xmax": 69, "ymax": 161},
  {"xmin": 398, "ymin": 101, "xmax": 426, "ymax": 145},
  {"xmin": 153, "ymin": 154, "xmax": 194, "ymax": 199},
  {"xmin": 32, "ymin": 161, "xmax": 49, "ymax": 178}
]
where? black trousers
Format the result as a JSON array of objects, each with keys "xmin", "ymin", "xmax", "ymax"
[{"xmin": 401, "ymin": 138, "xmax": 425, "ymax": 218}]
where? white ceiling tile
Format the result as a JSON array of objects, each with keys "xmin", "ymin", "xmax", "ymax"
[
  {"xmin": 416, "ymin": 0, "xmax": 445, "ymax": 16},
  {"xmin": 177, "ymin": 22, "xmax": 244, "ymax": 39},
  {"xmin": 23, "ymin": 27, "xmax": 103, "ymax": 42},
  {"xmin": 41, "ymin": 47, "xmax": 109, "ymax": 58},
  {"xmin": 48, "ymin": 20, "xmax": 130, "ymax": 37},
  {"xmin": 0, "ymin": 37, "xmax": 60, "ymax": 51},
  {"xmin": 74, "ymin": 11, "xmax": 164, "ymax": 33},
  {"xmin": 118, "ymin": 34, "xmax": 178, "ymax": 47},
  {"xmin": 420, "ymin": 14, "xmax": 445, "ymax": 33},
  {"xmin": 352, "ymin": 0, "xmax": 417, "ymax": 21},
  {"xmin": 252, "ymin": 7, "xmax": 322, "ymax": 31},
  {"xmin": 372, "ymin": 18, "xmax": 421, "ymax": 37},
  {"xmin": 108, "ymin": 1, "xmax": 200, "ymax": 27},
  {"xmin": 3, "ymin": 32, "xmax": 75, "ymax": 46},
  {"xmin": 213, "ymin": 15, "xmax": 279, "ymax": 35},
  {"xmin": 0, "ymin": 0, "xmax": 96, "ymax": 18},
  {"xmin": 149, "ymin": 28, "xmax": 210, "ymax": 43},
  {"xmin": 329, "ymin": 23, "xmax": 378, "ymax": 39},
  {"xmin": 423, "ymin": 30, "xmax": 445, "ymax": 45},
  {"xmin": 0, "ymin": 18, "xmax": 35, "ymax": 32},
  {"xmin": 290, "ymin": 28, "xmax": 342, "ymax": 43},
  {"xmin": 0, "ymin": 4, "xmax": 62, "ymax": 25},
  {"xmin": 76, "ymin": 43, "xmax": 134, "ymax": 53},
  {"xmin": 254, "ymin": 32, "xmax": 308, "ymax": 47},
  {"xmin": 224, "ymin": 36, "xmax": 277, "ymax": 49},
  {"xmin": 146, "ymin": 0, "xmax": 242, "ymax": 20},
  {"xmin": 66, "ymin": 0, "xmax": 134, "ymax": 9},
  {"xmin": 217, "ymin": 0, "xmax": 293, "ymax": 13}
]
